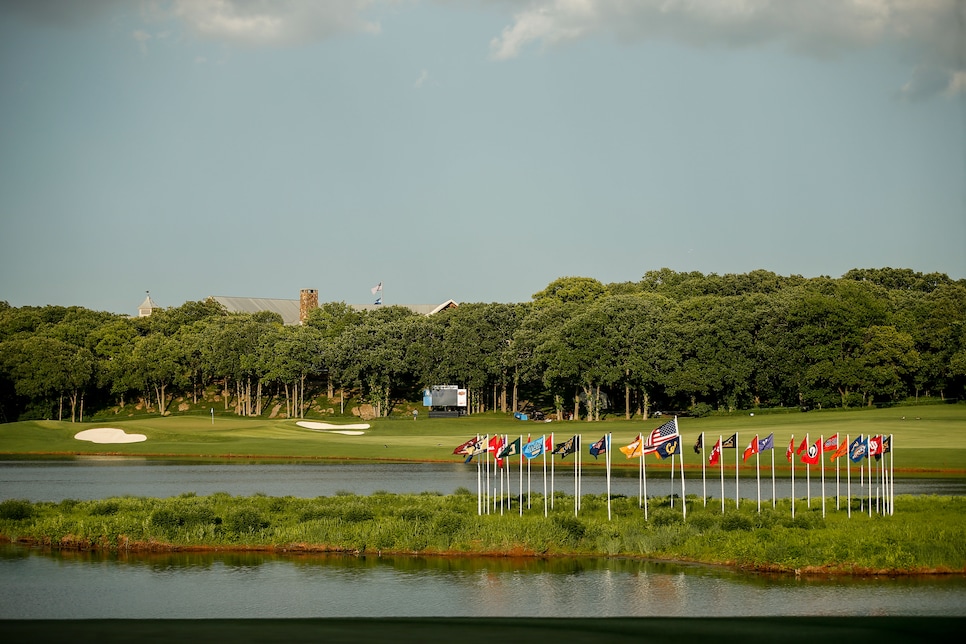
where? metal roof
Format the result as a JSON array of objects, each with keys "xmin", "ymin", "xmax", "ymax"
[{"xmin": 209, "ymin": 296, "xmax": 302, "ymax": 325}]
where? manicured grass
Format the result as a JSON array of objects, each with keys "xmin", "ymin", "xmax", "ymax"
[{"xmin": 2, "ymin": 404, "xmax": 965, "ymax": 474}]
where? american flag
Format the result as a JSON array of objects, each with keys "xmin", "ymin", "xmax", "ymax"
[{"xmin": 643, "ymin": 419, "xmax": 678, "ymax": 453}]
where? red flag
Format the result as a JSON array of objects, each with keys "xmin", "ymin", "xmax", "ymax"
[
  {"xmin": 544, "ymin": 435, "xmax": 553, "ymax": 452},
  {"xmin": 743, "ymin": 435, "xmax": 759, "ymax": 462},
  {"xmin": 868, "ymin": 435, "xmax": 882, "ymax": 456},
  {"xmin": 823, "ymin": 434, "xmax": 839, "ymax": 452},
  {"xmin": 709, "ymin": 438, "xmax": 722, "ymax": 467},
  {"xmin": 801, "ymin": 438, "xmax": 821, "ymax": 465},
  {"xmin": 786, "ymin": 437, "xmax": 795, "ymax": 463},
  {"xmin": 796, "ymin": 437, "xmax": 808, "ymax": 456},
  {"xmin": 488, "ymin": 435, "xmax": 504, "ymax": 467}
]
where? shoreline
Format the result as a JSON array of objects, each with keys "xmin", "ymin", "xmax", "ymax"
[
  {"xmin": 3, "ymin": 535, "xmax": 963, "ymax": 577},
  {"xmin": 1, "ymin": 451, "xmax": 964, "ymax": 476}
]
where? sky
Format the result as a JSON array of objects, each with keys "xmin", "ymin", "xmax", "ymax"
[{"xmin": 1, "ymin": 0, "xmax": 964, "ymax": 316}]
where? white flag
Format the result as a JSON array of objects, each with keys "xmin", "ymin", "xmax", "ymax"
[{"xmin": 370, "ymin": 282, "xmax": 383, "ymax": 294}]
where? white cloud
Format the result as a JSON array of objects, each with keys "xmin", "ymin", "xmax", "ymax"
[
  {"xmin": 163, "ymin": 0, "xmax": 383, "ymax": 46},
  {"xmin": 489, "ymin": 0, "xmax": 966, "ymax": 97}
]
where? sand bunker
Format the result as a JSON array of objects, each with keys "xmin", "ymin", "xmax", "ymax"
[
  {"xmin": 296, "ymin": 421, "xmax": 369, "ymax": 435},
  {"xmin": 74, "ymin": 428, "xmax": 147, "ymax": 444}
]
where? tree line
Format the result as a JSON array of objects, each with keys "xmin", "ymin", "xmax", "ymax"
[{"xmin": 1, "ymin": 267, "xmax": 964, "ymax": 423}]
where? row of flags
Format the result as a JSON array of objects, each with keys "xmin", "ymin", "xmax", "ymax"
[
  {"xmin": 691, "ymin": 432, "xmax": 892, "ymax": 466},
  {"xmin": 453, "ymin": 421, "xmax": 896, "ymax": 520},
  {"xmin": 452, "ymin": 420, "xmax": 684, "ymax": 466},
  {"xmin": 453, "ymin": 418, "xmax": 686, "ymax": 520}
]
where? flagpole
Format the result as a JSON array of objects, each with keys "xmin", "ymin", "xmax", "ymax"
[
  {"xmin": 790, "ymin": 434, "xmax": 795, "ymax": 520},
  {"xmin": 835, "ymin": 438, "xmax": 841, "ymax": 511},
  {"xmin": 718, "ymin": 435, "xmax": 724, "ymax": 514},
  {"xmin": 574, "ymin": 434, "xmax": 580, "ymax": 516},
  {"xmin": 519, "ymin": 435, "xmax": 523, "ymax": 517},
  {"xmin": 770, "ymin": 443, "xmax": 776, "ymax": 509},
  {"xmin": 846, "ymin": 434, "xmax": 851, "ymax": 519},
  {"xmin": 477, "ymin": 434, "xmax": 482, "ymax": 516},
  {"xmin": 550, "ymin": 432, "xmax": 555, "ymax": 510},
  {"xmin": 701, "ymin": 432, "xmax": 707, "ymax": 507},
  {"xmin": 606, "ymin": 433, "xmax": 612, "ymax": 522},
  {"xmin": 527, "ymin": 435, "xmax": 531, "ymax": 510},
  {"xmin": 642, "ymin": 437, "xmax": 649, "ymax": 521},
  {"xmin": 676, "ymin": 418, "xmax": 685, "ymax": 521},
  {"xmin": 484, "ymin": 434, "xmax": 490, "ymax": 514},
  {"xmin": 638, "ymin": 434, "xmax": 643, "ymax": 508},
  {"xmin": 735, "ymin": 431, "xmax": 740, "ymax": 509},
  {"xmin": 669, "ymin": 452, "xmax": 675, "ymax": 509},
  {"xmin": 543, "ymin": 435, "xmax": 548, "ymax": 518},
  {"xmin": 806, "ymin": 433, "xmax": 811, "ymax": 508},
  {"xmin": 820, "ymin": 434, "xmax": 826, "ymax": 519},
  {"xmin": 755, "ymin": 436, "xmax": 761, "ymax": 513}
]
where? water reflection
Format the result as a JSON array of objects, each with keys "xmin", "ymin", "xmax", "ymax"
[{"xmin": 2, "ymin": 544, "xmax": 964, "ymax": 619}]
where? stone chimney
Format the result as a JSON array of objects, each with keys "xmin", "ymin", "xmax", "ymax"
[{"xmin": 299, "ymin": 289, "xmax": 318, "ymax": 325}]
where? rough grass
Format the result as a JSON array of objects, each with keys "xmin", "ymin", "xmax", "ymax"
[{"xmin": 2, "ymin": 492, "xmax": 964, "ymax": 574}]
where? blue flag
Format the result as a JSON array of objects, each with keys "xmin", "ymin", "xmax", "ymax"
[
  {"xmin": 849, "ymin": 435, "xmax": 868, "ymax": 463},
  {"xmin": 758, "ymin": 433, "xmax": 774, "ymax": 452},
  {"xmin": 523, "ymin": 435, "xmax": 545, "ymax": 460},
  {"xmin": 588, "ymin": 435, "xmax": 608, "ymax": 459},
  {"xmin": 654, "ymin": 436, "xmax": 682, "ymax": 460}
]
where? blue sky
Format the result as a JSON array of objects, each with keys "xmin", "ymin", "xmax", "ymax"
[{"xmin": 1, "ymin": 0, "xmax": 964, "ymax": 315}]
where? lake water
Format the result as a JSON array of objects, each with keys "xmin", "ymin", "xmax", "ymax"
[
  {"xmin": 3, "ymin": 459, "xmax": 963, "ymax": 502},
  {"xmin": 3, "ymin": 546, "xmax": 965, "ymax": 619},
  {"xmin": 2, "ymin": 459, "xmax": 964, "ymax": 620}
]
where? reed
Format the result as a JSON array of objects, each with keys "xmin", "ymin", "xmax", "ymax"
[{"xmin": 2, "ymin": 493, "xmax": 964, "ymax": 574}]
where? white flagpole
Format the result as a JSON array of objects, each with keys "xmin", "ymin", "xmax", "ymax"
[
  {"xmin": 670, "ymin": 452, "xmax": 675, "ymax": 509},
  {"xmin": 638, "ymin": 435, "xmax": 643, "ymax": 508},
  {"xmin": 500, "ymin": 435, "xmax": 505, "ymax": 515},
  {"xmin": 676, "ymin": 418, "xmax": 685, "ymax": 520},
  {"xmin": 755, "ymin": 436, "xmax": 761, "ymax": 513},
  {"xmin": 770, "ymin": 440, "xmax": 776, "ymax": 509},
  {"xmin": 606, "ymin": 433, "xmax": 612, "ymax": 521},
  {"xmin": 820, "ymin": 434, "xmax": 826, "ymax": 519},
  {"xmin": 519, "ymin": 435, "xmax": 523, "ymax": 517},
  {"xmin": 806, "ymin": 433, "xmax": 811, "ymax": 508},
  {"xmin": 486, "ymin": 436, "xmax": 491, "ymax": 514},
  {"xmin": 835, "ymin": 440, "xmax": 841, "ymax": 511},
  {"xmin": 790, "ymin": 434, "xmax": 795, "ymax": 520},
  {"xmin": 527, "ymin": 437, "xmax": 532, "ymax": 510},
  {"xmin": 642, "ymin": 440, "xmax": 649, "ymax": 521},
  {"xmin": 701, "ymin": 432, "xmax": 707, "ymax": 507},
  {"xmin": 735, "ymin": 431, "xmax": 740, "ymax": 509},
  {"xmin": 718, "ymin": 435, "xmax": 725, "ymax": 514},
  {"xmin": 846, "ymin": 434, "xmax": 851, "ymax": 518},
  {"xmin": 550, "ymin": 432, "xmax": 555, "ymax": 510},
  {"xmin": 476, "ymin": 435, "xmax": 482, "ymax": 516},
  {"xmin": 574, "ymin": 434, "xmax": 580, "ymax": 516},
  {"xmin": 543, "ymin": 436, "xmax": 548, "ymax": 518}
]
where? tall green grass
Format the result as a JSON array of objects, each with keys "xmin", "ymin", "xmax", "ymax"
[{"xmin": 2, "ymin": 492, "xmax": 964, "ymax": 573}]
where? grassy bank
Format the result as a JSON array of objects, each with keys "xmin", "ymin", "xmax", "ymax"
[
  {"xmin": 2, "ymin": 492, "xmax": 964, "ymax": 574},
  {"xmin": 2, "ymin": 404, "xmax": 965, "ymax": 473}
]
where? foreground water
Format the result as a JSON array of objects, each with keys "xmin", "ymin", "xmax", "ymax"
[
  {"xmin": 3, "ymin": 459, "xmax": 962, "ymax": 502},
  {"xmin": 3, "ymin": 545, "xmax": 965, "ymax": 619}
]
